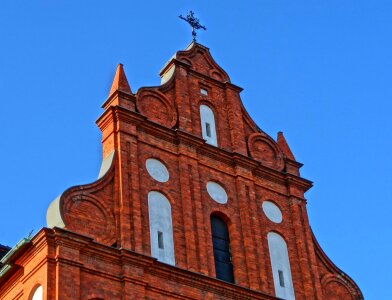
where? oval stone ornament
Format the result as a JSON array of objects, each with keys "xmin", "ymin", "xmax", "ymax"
[
  {"xmin": 262, "ymin": 201, "xmax": 283, "ymax": 223},
  {"xmin": 206, "ymin": 182, "xmax": 228, "ymax": 204},
  {"xmin": 146, "ymin": 159, "xmax": 169, "ymax": 183}
]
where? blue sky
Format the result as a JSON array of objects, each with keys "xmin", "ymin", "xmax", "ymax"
[{"xmin": 1, "ymin": 1, "xmax": 391, "ymax": 299}]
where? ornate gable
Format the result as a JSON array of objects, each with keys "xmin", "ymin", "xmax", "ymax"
[{"xmin": 41, "ymin": 42, "xmax": 362, "ymax": 300}]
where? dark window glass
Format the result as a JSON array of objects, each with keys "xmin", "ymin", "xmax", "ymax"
[
  {"xmin": 206, "ymin": 122, "xmax": 211, "ymax": 137},
  {"xmin": 278, "ymin": 270, "xmax": 285, "ymax": 287},
  {"xmin": 158, "ymin": 231, "xmax": 164, "ymax": 249},
  {"xmin": 210, "ymin": 215, "xmax": 234, "ymax": 283}
]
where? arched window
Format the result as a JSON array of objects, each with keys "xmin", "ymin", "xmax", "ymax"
[
  {"xmin": 267, "ymin": 232, "xmax": 295, "ymax": 300},
  {"xmin": 210, "ymin": 215, "xmax": 234, "ymax": 283},
  {"xmin": 200, "ymin": 105, "xmax": 218, "ymax": 146},
  {"xmin": 31, "ymin": 285, "xmax": 43, "ymax": 300},
  {"xmin": 148, "ymin": 191, "xmax": 175, "ymax": 265}
]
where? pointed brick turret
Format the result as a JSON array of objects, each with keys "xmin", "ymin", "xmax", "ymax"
[
  {"xmin": 277, "ymin": 131, "xmax": 303, "ymax": 176},
  {"xmin": 102, "ymin": 64, "xmax": 135, "ymax": 112},
  {"xmin": 109, "ymin": 63, "xmax": 131, "ymax": 95},
  {"xmin": 277, "ymin": 131, "xmax": 295, "ymax": 160}
]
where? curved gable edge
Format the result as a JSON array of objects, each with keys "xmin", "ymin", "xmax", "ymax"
[
  {"xmin": 241, "ymin": 101, "xmax": 263, "ymax": 136},
  {"xmin": 312, "ymin": 230, "xmax": 364, "ymax": 300},
  {"xmin": 175, "ymin": 42, "xmax": 231, "ymax": 83},
  {"xmin": 138, "ymin": 67, "xmax": 177, "ymax": 95},
  {"xmin": 240, "ymin": 101, "xmax": 281, "ymax": 154},
  {"xmin": 46, "ymin": 151, "xmax": 116, "ymax": 233}
]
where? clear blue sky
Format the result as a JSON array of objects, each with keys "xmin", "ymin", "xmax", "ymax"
[{"xmin": 1, "ymin": 1, "xmax": 391, "ymax": 299}]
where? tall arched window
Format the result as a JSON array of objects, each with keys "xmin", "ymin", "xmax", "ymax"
[
  {"xmin": 200, "ymin": 104, "xmax": 218, "ymax": 146},
  {"xmin": 267, "ymin": 232, "xmax": 295, "ymax": 300},
  {"xmin": 148, "ymin": 191, "xmax": 175, "ymax": 265},
  {"xmin": 31, "ymin": 285, "xmax": 43, "ymax": 300},
  {"xmin": 210, "ymin": 215, "xmax": 234, "ymax": 283}
]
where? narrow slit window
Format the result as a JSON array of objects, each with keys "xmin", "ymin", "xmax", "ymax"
[
  {"xmin": 158, "ymin": 231, "xmax": 164, "ymax": 249},
  {"xmin": 200, "ymin": 88, "xmax": 208, "ymax": 96},
  {"xmin": 206, "ymin": 122, "xmax": 211, "ymax": 137},
  {"xmin": 278, "ymin": 270, "xmax": 285, "ymax": 287}
]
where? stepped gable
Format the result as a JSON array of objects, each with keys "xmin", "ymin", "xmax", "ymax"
[
  {"xmin": 45, "ymin": 42, "xmax": 302, "ymax": 249},
  {"xmin": 40, "ymin": 42, "xmax": 363, "ymax": 300},
  {"xmin": 138, "ymin": 42, "xmax": 289, "ymax": 171}
]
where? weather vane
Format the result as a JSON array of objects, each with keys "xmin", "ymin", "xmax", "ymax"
[{"xmin": 179, "ymin": 11, "xmax": 206, "ymax": 42}]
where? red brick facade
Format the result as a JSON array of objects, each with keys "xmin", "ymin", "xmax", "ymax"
[{"xmin": 0, "ymin": 43, "xmax": 362, "ymax": 299}]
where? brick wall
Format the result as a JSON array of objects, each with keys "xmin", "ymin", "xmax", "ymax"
[{"xmin": 0, "ymin": 43, "xmax": 362, "ymax": 300}]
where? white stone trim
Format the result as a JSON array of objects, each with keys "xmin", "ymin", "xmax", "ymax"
[
  {"xmin": 200, "ymin": 104, "xmax": 218, "ymax": 146},
  {"xmin": 146, "ymin": 158, "xmax": 170, "ymax": 183},
  {"xmin": 31, "ymin": 285, "xmax": 43, "ymax": 300},
  {"xmin": 148, "ymin": 191, "xmax": 175, "ymax": 265},
  {"xmin": 268, "ymin": 232, "xmax": 295, "ymax": 300},
  {"xmin": 262, "ymin": 201, "xmax": 283, "ymax": 223},
  {"xmin": 206, "ymin": 182, "xmax": 228, "ymax": 204}
]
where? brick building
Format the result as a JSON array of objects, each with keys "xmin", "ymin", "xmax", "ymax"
[{"xmin": 0, "ymin": 42, "xmax": 362, "ymax": 299}]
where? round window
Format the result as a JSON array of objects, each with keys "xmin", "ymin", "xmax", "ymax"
[
  {"xmin": 206, "ymin": 182, "xmax": 228, "ymax": 204},
  {"xmin": 262, "ymin": 201, "xmax": 283, "ymax": 223},
  {"xmin": 146, "ymin": 158, "xmax": 169, "ymax": 183}
]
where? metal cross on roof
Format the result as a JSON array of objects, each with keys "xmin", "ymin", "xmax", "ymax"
[{"xmin": 179, "ymin": 11, "xmax": 206, "ymax": 42}]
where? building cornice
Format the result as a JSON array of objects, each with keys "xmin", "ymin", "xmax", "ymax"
[
  {"xmin": 96, "ymin": 106, "xmax": 313, "ymax": 197},
  {"xmin": 46, "ymin": 228, "xmax": 279, "ymax": 300}
]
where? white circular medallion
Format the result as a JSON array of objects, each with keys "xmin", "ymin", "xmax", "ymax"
[
  {"xmin": 206, "ymin": 182, "xmax": 228, "ymax": 204},
  {"xmin": 146, "ymin": 158, "xmax": 169, "ymax": 183},
  {"xmin": 262, "ymin": 201, "xmax": 283, "ymax": 223}
]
